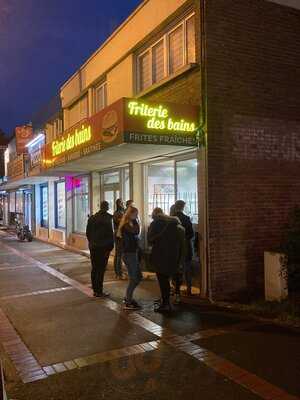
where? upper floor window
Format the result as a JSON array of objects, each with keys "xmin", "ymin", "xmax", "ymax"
[
  {"xmin": 68, "ymin": 95, "xmax": 88, "ymax": 128},
  {"xmin": 137, "ymin": 13, "xmax": 196, "ymax": 93},
  {"xmin": 94, "ymin": 82, "xmax": 107, "ymax": 113}
]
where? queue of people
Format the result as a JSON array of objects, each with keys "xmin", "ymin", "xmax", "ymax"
[{"xmin": 86, "ymin": 198, "xmax": 194, "ymax": 312}]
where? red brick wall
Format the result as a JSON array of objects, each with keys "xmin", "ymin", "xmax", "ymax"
[{"xmin": 205, "ymin": 0, "xmax": 300, "ymax": 299}]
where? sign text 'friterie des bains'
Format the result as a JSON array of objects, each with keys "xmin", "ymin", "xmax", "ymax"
[
  {"xmin": 52, "ymin": 125, "xmax": 92, "ymax": 156},
  {"xmin": 127, "ymin": 101, "xmax": 196, "ymax": 133}
]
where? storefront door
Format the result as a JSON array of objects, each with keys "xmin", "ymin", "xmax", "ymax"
[
  {"xmin": 103, "ymin": 185, "xmax": 120, "ymax": 213},
  {"xmin": 101, "ymin": 168, "xmax": 130, "ymax": 213}
]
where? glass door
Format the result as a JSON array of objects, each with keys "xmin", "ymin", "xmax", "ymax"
[{"xmin": 103, "ymin": 186, "xmax": 120, "ymax": 213}]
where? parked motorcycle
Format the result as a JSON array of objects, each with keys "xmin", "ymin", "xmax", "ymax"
[{"xmin": 16, "ymin": 220, "xmax": 33, "ymax": 242}]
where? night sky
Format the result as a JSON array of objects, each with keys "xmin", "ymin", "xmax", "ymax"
[{"xmin": 0, "ymin": 0, "xmax": 142, "ymax": 135}]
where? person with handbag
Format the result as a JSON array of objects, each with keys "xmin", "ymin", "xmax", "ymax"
[
  {"xmin": 148, "ymin": 207, "xmax": 185, "ymax": 312},
  {"xmin": 113, "ymin": 198, "xmax": 125, "ymax": 279},
  {"xmin": 117, "ymin": 206, "xmax": 142, "ymax": 310}
]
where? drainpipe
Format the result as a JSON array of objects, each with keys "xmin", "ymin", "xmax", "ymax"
[{"xmin": 199, "ymin": 0, "xmax": 211, "ymax": 301}]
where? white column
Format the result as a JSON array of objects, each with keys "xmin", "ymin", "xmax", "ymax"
[{"xmin": 91, "ymin": 172, "xmax": 100, "ymax": 214}]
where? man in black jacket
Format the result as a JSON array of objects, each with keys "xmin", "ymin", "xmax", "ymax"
[
  {"xmin": 86, "ymin": 201, "xmax": 114, "ymax": 297},
  {"xmin": 173, "ymin": 200, "xmax": 194, "ymax": 298}
]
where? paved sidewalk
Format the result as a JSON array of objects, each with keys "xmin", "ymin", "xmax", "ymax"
[{"xmin": 0, "ymin": 232, "xmax": 299, "ymax": 400}]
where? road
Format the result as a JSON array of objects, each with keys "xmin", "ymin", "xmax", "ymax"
[{"xmin": 0, "ymin": 230, "xmax": 299, "ymax": 400}]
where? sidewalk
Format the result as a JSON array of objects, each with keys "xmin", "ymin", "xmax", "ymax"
[{"xmin": 0, "ymin": 231, "xmax": 299, "ymax": 400}]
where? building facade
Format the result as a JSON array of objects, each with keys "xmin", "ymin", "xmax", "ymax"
[{"xmin": 1, "ymin": 0, "xmax": 300, "ymax": 300}]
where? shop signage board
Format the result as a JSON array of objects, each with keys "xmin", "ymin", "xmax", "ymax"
[
  {"xmin": 7, "ymin": 154, "xmax": 26, "ymax": 181},
  {"xmin": 42, "ymin": 98, "xmax": 199, "ymax": 169},
  {"xmin": 15, "ymin": 125, "xmax": 33, "ymax": 155}
]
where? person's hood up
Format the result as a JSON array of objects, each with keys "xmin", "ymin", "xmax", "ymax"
[{"xmin": 155, "ymin": 214, "xmax": 180, "ymax": 224}]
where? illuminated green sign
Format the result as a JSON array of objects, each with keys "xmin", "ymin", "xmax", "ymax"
[
  {"xmin": 52, "ymin": 125, "xmax": 92, "ymax": 157},
  {"xmin": 127, "ymin": 101, "xmax": 196, "ymax": 133}
]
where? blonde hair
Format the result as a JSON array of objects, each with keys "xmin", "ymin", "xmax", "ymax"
[{"xmin": 117, "ymin": 206, "xmax": 138, "ymax": 238}]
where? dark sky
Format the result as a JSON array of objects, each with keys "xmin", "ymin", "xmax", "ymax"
[{"xmin": 0, "ymin": 0, "xmax": 142, "ymax": 135}]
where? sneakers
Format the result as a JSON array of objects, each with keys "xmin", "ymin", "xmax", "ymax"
[
  {"xmin": 123, "ymin": 299, "xmax": 141, "ymax": 310},
  {"xmin": 93, "ymin": 291, "xmax": 110, "ymax": 298}
]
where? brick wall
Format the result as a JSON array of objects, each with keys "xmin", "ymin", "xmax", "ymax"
[{"xmin": 205, "ymin": 0, "xmax": 300, "ymax": 299}]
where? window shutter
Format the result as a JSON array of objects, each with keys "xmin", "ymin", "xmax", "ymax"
[
  {"xmin": 186, "ymin": 15, "xmax": 196, "ymax": 63},
  {"xmin": 139, "ymin": 51, "xmax": 151, "ymax": 91},
  {"xmin": 169, "ymin": 25, "xmax": 184, "ymax": 74},
  {"xmin": 152, "ymin": 40, "xmax": 165, "ymax": 84}
]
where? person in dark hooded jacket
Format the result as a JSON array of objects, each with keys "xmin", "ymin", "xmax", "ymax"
[
  {"xmin": 86, "ymin": 201, "xmax": 114, "ymax": 297},
  {"xmin": 148, "ymin": 208, "xmax": 185, "ymax": 312}
]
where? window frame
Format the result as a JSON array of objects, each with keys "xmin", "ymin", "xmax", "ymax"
[
  {"xmin": 136, "ymin": 12, "xmax": 196, "ymax": 93},
  {"xmin": 54, "ymin": 180, "xmax": 66, "ymax": 230},
  {"xmin": 94, "ymin": 81, "xmax": 107, "ymax": 114},
  {"xmin": 40, "ymin": 183, "xmax": 49, "ymax": 228},
  {"xmin": 72, "ymin": 174, "xmax": 91, "ymax": 235}
]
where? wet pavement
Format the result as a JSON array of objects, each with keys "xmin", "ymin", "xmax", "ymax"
[{"xmin": 0, "ymin": 230, "xmax": 299, "ymax": 400}]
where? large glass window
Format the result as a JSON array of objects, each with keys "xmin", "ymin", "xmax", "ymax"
[
  {"xmin": 73, "ymin": 176, "xmax": 90, "ymax": 233},
  {"xmin": 9, "ymin": 192, "xmax": 16, "ymax": 213},
  {"xmin": 40, "ymin": 184, "xmax": 48, "ymax": 228},
  {"xmin": 147, "ymin": 157, "xmax": 198, "ymax": 223},
  {"xmin": 148, "ymin": 161, "xmax": 175, "ymax": 216},
  {"xmin": 15, "ymin": 191, "xmax": 24, "ymax": 214},
  {"xmin": 176, "ymin": 159, "xmax": 198, "ymax": 223},
  {"xmin": 55, "ymin": 181, "xmax": 66, "ymax": 229},
  {"xmin": 137, "ymin": 12, "xmax": 196, "ymax": 93}
]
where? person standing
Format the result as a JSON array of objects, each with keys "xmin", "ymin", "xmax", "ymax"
[
  {"xmin": 148, "ymin": 208, "xmax": 185, "ymax": 312},
  {"xmin": 173, "ymin": 200, "xmax": 194, "ymax": 297},
  {"xmin": 113, "ymin": 198, "xmax": 125, "ymax": 279},
  {"xmin": 118, "ymin": 206, "xmax": 142, "ymax": 310},
  {"xmin": 86, "ymin": 201, "xmax": 114, "ymax": 297}
]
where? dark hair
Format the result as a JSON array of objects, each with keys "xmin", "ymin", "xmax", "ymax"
[
  {"xmin": 174, "ymin": 200, "xmax": 185, "ymax": 212},
  {"xmin": 100, "ymin": 201, "xmax": 109, "ymax": 211},
  {"xmin": 116, "ymin": 198, "xmax": 123, "ymax": 210}
]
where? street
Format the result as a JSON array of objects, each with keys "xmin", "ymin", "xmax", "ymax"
[{"xmin": 0, "ymin": 231, "xmax": 299, "ymax": 400}]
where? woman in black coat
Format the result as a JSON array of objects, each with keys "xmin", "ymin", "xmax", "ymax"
[{"xmin": 148, "ymin": 208, "xmax": 185, "ymax": 312}]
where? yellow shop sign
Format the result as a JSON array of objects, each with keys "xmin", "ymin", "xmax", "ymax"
[
  {"xmin": 127, "ymin": 101, "xmax": 196, "ymax": 133},
  {"xmin": 52, "ymin": 125, "xmax": 92, "ymax": 157}
]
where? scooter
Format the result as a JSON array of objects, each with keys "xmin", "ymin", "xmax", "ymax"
[{"xmin": 16, "ymin": 220, "xmax": 33, "ymax": 242}]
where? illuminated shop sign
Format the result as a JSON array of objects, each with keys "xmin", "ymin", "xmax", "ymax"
[
  {"xmin": 42, "ymin": 98, "xmax": 199, "ymax": 170},
  {"xmin": 127, "ymin": 101, "xmax": 196, "ymax": 133},
  {"xmin": 52, "ymin": 124, "xmax": 92, "ymax": 157},
  {"xmin": 66, "ymin": 176, "xmax": 81, "ymax": 192}
]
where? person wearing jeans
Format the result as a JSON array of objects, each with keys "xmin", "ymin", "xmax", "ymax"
[
  {"xmin": 113, "ymin": 199, "xmax": 125, "ymax": 279},
  {"xmin": 118, "ymin": 206, "xmax": 142, "ymax": 310}
]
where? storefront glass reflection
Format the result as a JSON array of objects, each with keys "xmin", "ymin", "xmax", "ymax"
[
  {"xmin": 73, "ymin": 176, "xmax": 90, "ymax": 233},
  {"xmin": 147, "ymin": 158, "xmax": 198, "ymax": 223}
]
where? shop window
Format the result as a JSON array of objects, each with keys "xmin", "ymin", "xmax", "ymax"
[
  {"xmin": 146, "ymin": 157, "xmax": 198, "ymax": 223},
  {"xmin": 15, "ymin": 191, "xmax": 24, "ymax": 214},
  {"xmin": 147, "ymin": 160, "xmax": 175, "ymax": 216},
  {"xmin": 94, "ymin": 82, "xmax": 107, "ymax": 113},
  {"xmin": 73, "ymin": 176, "xmax": 90, "ymax": 234},
  {"xmin": 55, "ymin": 181, "xmax": 66, "ymax": 229},
  {"xmin": 176, "ymin": 159, "xmax": 198, "ymax": 223},
  {"xmin": 40, "ymin": 184, "xmax": 49, "ymax": 228},
  {"xmin": 9, "ymin": 192, "xmax": 16, "ymax": 213},
  {"xmin": 136, "ymin": 12, "xmax": 196, "ymax": 93}
]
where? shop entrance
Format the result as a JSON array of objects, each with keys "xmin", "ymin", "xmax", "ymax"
[{"xmin": 100, "ymin": 168, "xmax": 130, "ymax": 213}]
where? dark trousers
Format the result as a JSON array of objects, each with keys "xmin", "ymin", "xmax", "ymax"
[
  {"xmin": 156, "ymin": 272, "xmax": 171, "ymax": 304},
  {"xmin": 113, "ymin": 237, "xmax": 123, "ymax": 277},
  {"xmin": 90, "ymin": 246, "xmax": 110, "ymax": 294}
]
